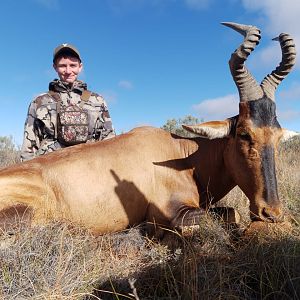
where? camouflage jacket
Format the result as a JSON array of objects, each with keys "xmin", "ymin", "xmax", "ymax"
[{"xmin": 20, "ymin": 79, "xmax": 115, "ymax": 161}]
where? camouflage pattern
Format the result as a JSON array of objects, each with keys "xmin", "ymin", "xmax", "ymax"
[
  {"xmin": 58, "ymin": 104, "xmax": 89, "ymax": 145},
  {"xmin": 20, "ymin": 79, "xmax": 115, "ymax": 161}
]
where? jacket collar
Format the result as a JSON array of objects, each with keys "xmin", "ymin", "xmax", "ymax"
[{"xmin": 49, "ymin": 79, "xmax": 87, "ymax": 94}]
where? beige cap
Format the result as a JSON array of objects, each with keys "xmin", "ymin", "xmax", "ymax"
[{"xmin": 53, "ymin": 43, "xmax": 81, "ymax": 62}]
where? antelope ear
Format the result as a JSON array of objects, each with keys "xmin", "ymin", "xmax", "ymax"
[
  {"xmin": 182, "ymin": 119, "xmax": 233, "ymax": 139},
  {"xmin": 280, "ymin": 129, "xmax": 300, "ymax": 142}
]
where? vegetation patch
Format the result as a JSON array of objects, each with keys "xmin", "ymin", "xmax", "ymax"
[{"xmin": 0, "ymin": 134, "xmax": 299, "ymax": 299}]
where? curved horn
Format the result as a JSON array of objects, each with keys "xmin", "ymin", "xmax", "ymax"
[
  {"xmin": 222, "ymin": 22, "xmax": 264, "ymax": 102},
  {"xmin": 261, "ymin": 33, "xmax": 296, "ymax": 101}
]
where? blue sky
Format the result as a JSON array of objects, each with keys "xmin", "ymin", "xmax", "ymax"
[{"xmin": 1, "ymin": 0, "xmax": 300, "ymax": 145}]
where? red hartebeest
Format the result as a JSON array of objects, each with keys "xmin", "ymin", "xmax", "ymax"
[{"xmin": 0, "ymin": 23, "xmax": 297, "ymax": 235}]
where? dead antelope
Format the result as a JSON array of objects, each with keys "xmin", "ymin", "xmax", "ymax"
[{"xmin": 0, "ymin": 22, "xmax": 297, "ymax": 235}]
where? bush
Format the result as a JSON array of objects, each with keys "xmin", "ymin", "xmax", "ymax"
[
  {"xmin": 0, "ymin": 136, "xmax": 20, "ymax": 168},
  {"xmin": 161, "ymin": 115, "xmax": 203, "ymax": 137}
]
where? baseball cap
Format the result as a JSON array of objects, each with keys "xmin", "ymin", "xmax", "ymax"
[{"xmin": 53, "ymin": 43, "xmax": 81, "ymax": 63}]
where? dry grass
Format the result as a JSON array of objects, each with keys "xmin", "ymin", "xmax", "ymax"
[
  {"xmin": 0, "ymin": 223, "xmax": 175, "ymax": 299},
  {"xmin": 0, "ymin": 136, "xmax": 299, "ymax": 299},
  {"xmin": 277, "ymin": 137, "xmax": 300, "ymax": 216},
  {"xmin": 2, "ymin": 219, "xmax": 299, "ymax": 299}
]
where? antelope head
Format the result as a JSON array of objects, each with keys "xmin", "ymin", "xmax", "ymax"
[
  {"xmin": 184, "ymin": 22, "xmax": 297, "ymax": 222},
  {"xmin": 224, "ymin": 22, "xmax": 296, "ymax": 222}
]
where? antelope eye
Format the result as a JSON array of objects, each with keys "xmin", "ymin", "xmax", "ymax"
[{"xmin": 238, "ymin": 131, "xmax": 251, "ymax": 141}]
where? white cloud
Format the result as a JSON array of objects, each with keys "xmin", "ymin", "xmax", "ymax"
[
  {"xmin": 184, "ymin": 0, "xmax": 213, "ymax": 10},
  {"xmin": 192, "ymin": 94, "xmax": 239, "ymax": 120},
  {"xmin": 192, "ymin": 92, "xmax": 300, "ymax": 129},
  {"xmin": 250, "ymin": 43, "xmax": 281, "ymax": 72},
  {"xmin": 242, "ymin": 0, "xmax": 300, "ymax": 33},
  {"xmin": 118, "ymin": 80, "xmax": 134, "ymax": 90},
  {"xmin": 241, "ymin": 0, "xmax": 300, "ymax": 69}
]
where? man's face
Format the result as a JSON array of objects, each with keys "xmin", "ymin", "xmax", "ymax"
[{"xmin": 53, "ymin": 56, "xmax": 82, "ymax": 84}]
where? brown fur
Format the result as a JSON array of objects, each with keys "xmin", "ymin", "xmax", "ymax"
[
  {"xmin": 226, "ymin": 102, "xmax": 283, "ymax": 221},
  {"xmin": 0, "ymin": 119, "xmax": 285, "ymax": 235}
]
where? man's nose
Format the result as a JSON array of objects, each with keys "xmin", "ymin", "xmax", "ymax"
[{"xmin": 65, "ymin": 66, "xmax": 71, "ymax": 73}]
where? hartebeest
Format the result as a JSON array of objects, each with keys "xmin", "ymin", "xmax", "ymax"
[{"xmin": 0, "ymin": 22, "xmax": 297, "ymax": 235}]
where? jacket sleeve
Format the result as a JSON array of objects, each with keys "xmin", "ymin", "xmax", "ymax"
[
  {"xmin": 20, "ymin": 100, "xmax": 41, "ymax": 161},
  {"xmin": 95, "ymin": 95, "xmax": 116, "ymax": 141}
]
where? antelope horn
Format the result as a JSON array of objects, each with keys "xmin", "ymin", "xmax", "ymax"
[
  {"xmin": 261, "ymin": 33, "xmax": 296, "ymax": 101},
  {"xmin": 222, "ymin": 22, "xmax": 264, "ymax": 102}
]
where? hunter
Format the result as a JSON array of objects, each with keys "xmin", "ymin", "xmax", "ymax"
[{"xmin": 21, "ymin": 43, "xmax": 115, "ymax": 161}]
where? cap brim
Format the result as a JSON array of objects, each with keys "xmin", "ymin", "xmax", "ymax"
[{"xmin": 53, "ymin": 47, "xmax": 81, "ymax": 62}]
